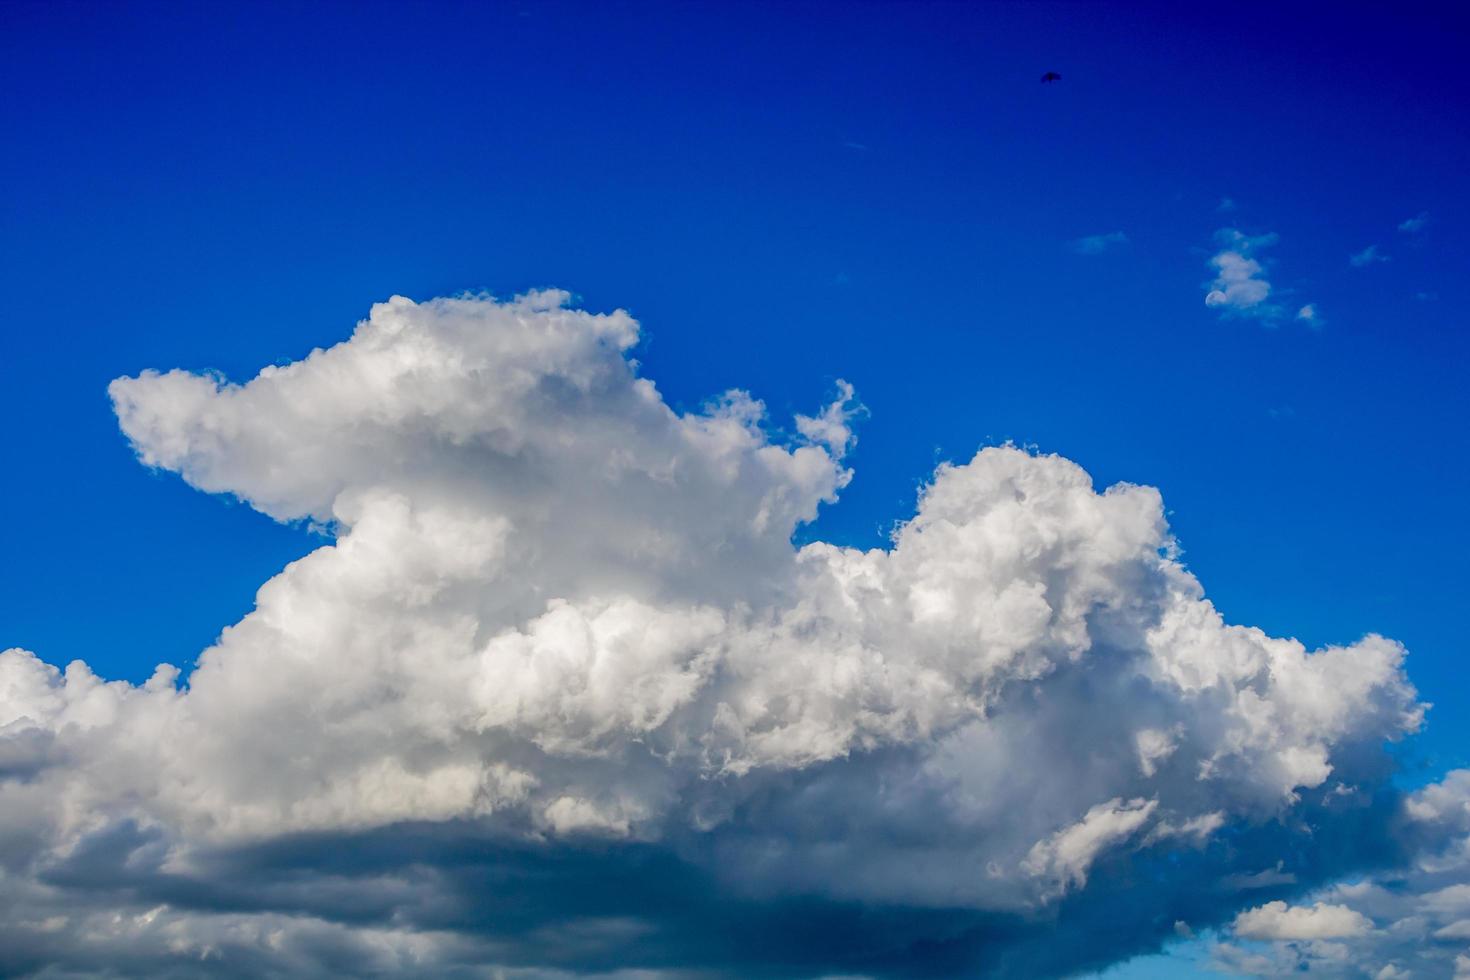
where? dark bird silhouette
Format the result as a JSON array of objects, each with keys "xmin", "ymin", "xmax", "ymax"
[{"xmin": 1041, "ymin": 71, "xmax": 1061, "ymax": 83}]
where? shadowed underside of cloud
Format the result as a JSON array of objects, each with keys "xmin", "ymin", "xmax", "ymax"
[{"xmin": 0, "ymin": 291, "xmax": 1461, "ymax": 978}]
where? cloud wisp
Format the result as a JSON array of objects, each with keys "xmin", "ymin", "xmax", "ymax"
[
  {"xmin": 0, "ymin": 291, "xmax": 1452, "ymax": 978},
  {"xmin": 1350, "ymin": 244, "xmax": 1391, "ymax": 267},
  {"xmin": 1398, "ymin": 211, "xmax": 1430, "ymax": 234},
  {"xmin": 1071, "ymin": 231, "xmax": 1129, "ymax": 255}
]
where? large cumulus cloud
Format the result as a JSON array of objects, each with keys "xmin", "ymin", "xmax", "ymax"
[{"xmin": 0, "ymin": 291, "xmax": 1446, "ymax": 977}]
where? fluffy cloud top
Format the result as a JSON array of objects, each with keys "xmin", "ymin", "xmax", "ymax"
[
  {"xmin": 1232, "ymin": 901, "xmax": 1372, "ymax": 940},
  {"xmin": 0, "ymin": 291, "xmax": 1440, "ymax": 977}
]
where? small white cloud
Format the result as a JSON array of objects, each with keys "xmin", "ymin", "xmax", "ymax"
[
  {"xmin": 794, "ymin": 380, "xmax": 862, "ymax": 455},
  {"xmin": 1023, "ymin": 797, "xmax": 1157, "ymax": 892},
  {"xmin": 1296, "ymin": 303, "xmax": 1320, "ymax": 325},
  {"xmin": 1350, "ymin": 244, "xmax": 1390, "ymax": 267},
  {"xmin": 1205, "ymin": 254, "xmax": 1268, "ymax": 309},
  {"xmin": 1145, "ymin": 811, "xmax": 1225, "ymax": 847},
  {"xmin": 1135, "ymin": 727, "xmax": 1178, "ymax": 777},
  {"xmin": 1071, "ymin": 231, "xmax": 1129, "ymax": 255},
  {"xmin": 1204, "ymin": 228, "xmax": 1278, "ymax": 317},
  {"xmin": 1233, "ymin": 901, "xmax": 1373, "ymax": 941},
  {"xmin": 1398, "ymin": 211, "xmax": 1430, "ymax": 233}
]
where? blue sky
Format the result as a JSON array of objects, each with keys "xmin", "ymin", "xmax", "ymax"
[{"xmin": 2, "ymin": 3, "xmax": 1467, "ymax": 977}]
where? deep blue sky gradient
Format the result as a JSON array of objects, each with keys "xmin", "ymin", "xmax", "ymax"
[{"xmin": 2, "ymin": 0, "xmax": 1466, "ymax": 803}]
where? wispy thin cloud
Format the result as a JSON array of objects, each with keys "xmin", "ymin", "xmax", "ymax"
[
  {"xmin": 1071, "ymin": 231, "xmax": 1128, "ymax": 255},
  {"xmin": 1350, "ymin": 244, "xmax": 1389, "ymax": 267},
  {"xmin": 1398, "ymin": 211, "xmax": 1430, "ymax": 233},
  {"xmin": 1296, "ymin": 304, "xmax": 1321, "ymax": 326},
  {"xmin": 1217, "ymin": 197, "xmax": 1237, "ymax": 213}
]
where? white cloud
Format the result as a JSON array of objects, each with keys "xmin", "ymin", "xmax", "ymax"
[
  {"xmin": 794, "ymin": 379, "xmax": 862, "ymax": 454},
  {"xmin": 1146, "ymin": 810, "xmax": 1225, "ymax": 847},
  {"xmin": 1023, "ymin": 797, "xmax": 1157, "ymax": 892},
  {"xmin": 1351, "ymin": 244, "xmax": 1390, "ymax": 267},
  {"xmin": 1398, "ymin": 211, "xmax": 1430, "ymax": 233},
  {"xmin": 1071, "ymin": 231, "xmax": 1129, "ymax": 255},
  {"xmin": 1204, "ymin": 229, "xmax": 1279, "ymax": 317},
  {"xmin": 1135, "ymin": 727, "xmax": 1179, "ymax": 778},
  {"xmin": 1295, "ymin": 304, "xmax": 1320, "ymax": 325},
  {"xmin": 1404, "ymin": 768, "xmax": 1470, "ymax": 824},
  {"xmin": 1233, "ymin": 901, "xmax": 1373, "ymax": 940},
  {"xmin": 0, "ymin": 291, "xmax": 1433, "ymax": 975}
]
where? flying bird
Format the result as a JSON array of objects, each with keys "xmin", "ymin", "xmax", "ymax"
[{"xmin": 1041, "ymin": 71, "xmax": 1061, "ymax": 83}]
